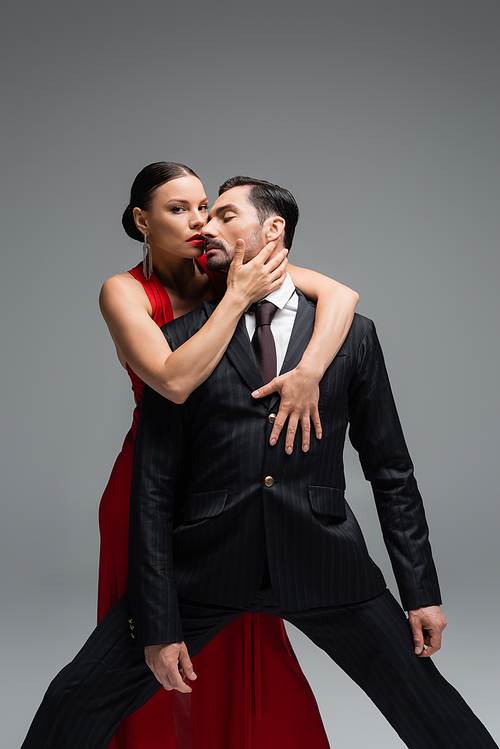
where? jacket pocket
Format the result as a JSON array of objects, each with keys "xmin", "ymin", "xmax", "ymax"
[
  {"xmin": 182, "ymin": 490, "xmax": 228, "ymax": 524},
  {"xmin": 308, "ymin": 486, "xmax": 347, "ymax": 520}
]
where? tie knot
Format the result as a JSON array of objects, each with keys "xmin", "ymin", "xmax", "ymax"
[{"xmin": 253, "ymin": 301, "xmax": 278, "ymax": 327}]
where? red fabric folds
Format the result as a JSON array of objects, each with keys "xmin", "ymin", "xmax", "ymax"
[{"xmin": 97, "ymin": 262, "xmax": 330, "ymax": 749}]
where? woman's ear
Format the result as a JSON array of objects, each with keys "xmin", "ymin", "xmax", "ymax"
[
  {"xmin": 133, "ymin": 207, "xmax": 148, "ymax": 236},
  {"xmin": 265, "ymin": 216, "xmax": 285, "ymax": 243}
]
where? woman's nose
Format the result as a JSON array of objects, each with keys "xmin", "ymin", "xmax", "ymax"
[{"xmin": 190, "ymin": 211, "xmax": 206, "ymax": 228}]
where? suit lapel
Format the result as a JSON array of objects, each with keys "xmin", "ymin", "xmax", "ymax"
[
  {"xmin": 204, "ymin": 301, "xmax": 265, "ymax": 399},
  {"xmin": 268, "ymin": 291, "xmax": 316, "ymax": 414},
  {"xmin": 279, "ymin": 291, "xmax": 316, "ymax": 375},
  {"xmin": 204, "ymin": 293, "xmax": 315, "ymax": 414}
]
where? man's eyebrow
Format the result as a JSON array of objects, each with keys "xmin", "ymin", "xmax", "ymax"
[{"xmin": 211, "ymin": 203, "xmax": 239, "ymax": 216}]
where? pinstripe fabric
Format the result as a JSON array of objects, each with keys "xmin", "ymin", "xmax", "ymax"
[
  {"xmin": 21, "ymin": 597, "xmax": 161, "ymax": 749},
  {"xmin": 128, "ymin": 293, "xmax": 440, "ymax": 647},
  {"xmin": 22, "ymin": 592, "xmax": 498, "ymax": 749},
  {"xmin": 22, "ymin": 294, "xmax": 498, "ymax": 749},
  {"xmin": 20, "ymin": 596, "xmax": 239, "ymax": 749},
  {"xmin": 285, "ymin": 591, "xmax": 498, "ymax": 749},
  {"xmin": 180, "ymin": 592, "xmax": 498, "ymax": 749}
]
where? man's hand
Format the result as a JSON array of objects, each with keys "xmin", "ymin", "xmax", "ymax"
[
  {"xmin": 145, "ymin": 642, "xmax": 197, "ymax": 693},
  {"xmin": 408, "ymin": 605, "xmax": 447, "ymax": 658}
]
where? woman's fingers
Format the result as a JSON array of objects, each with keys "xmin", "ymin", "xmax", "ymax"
[
  {"xmin": 263, "ymin": 253, "xmax": 289, "ymax": 294},
  {"xmin": 270, "ymin": 409, "xmax": 288, "ymax": 446},
  {"xmin": 265, "ymin": 399, "xmax": 312, "ymax": 454},
  {"xmin": 248, "ymin": 243, "xmax": 287, "ymax": 274},
  {"xmin": 264, "ymin": 247, "xmax": 288, "ymax": 271},
  {"xmin": 311, "ymin": 406, "xmax": 323, "ymax": 441},
  {"xmin": 226, "ymin": 240, "xmax": 287, "ymax": 306},
  {"xmin": 268, "ymin": 253, "xmax": 289, "ymax": 278},
  {"xmin": 254, "ymin": 239, "xmax": 279, "ymax": 262},
  {"xmin": 284, "ymin": 413, "xmax": 299, "ymax": 454},
  {"xmin": 252, "ymin": 370, "xmax": 322, "ymax": 453},
  {"xmin": 230, "ymin": 239, "xmax": 245, "ymax": 268},
  {"xmin": 300, "ymin": 414, "xmax": 311, "ymax": 452},
  {"xmin": 268, "ymin": 269, "xmax": 288, "ymax": 289},
  {"xmin": 251, "ymin": 378, "xmax": 280, "ymax": 400}
]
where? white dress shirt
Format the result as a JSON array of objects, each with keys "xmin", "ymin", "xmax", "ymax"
[{"xmin": 244, "ymin": 273, "xmax": 298, "ymax": 375}]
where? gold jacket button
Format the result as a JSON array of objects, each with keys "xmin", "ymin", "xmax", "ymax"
[
  {"xmin": 264, "ymin": 476, "xmax": 274, "ymax": 487},
  {"xmin": 268, "ymin": 413, "xmax": 277, "ymax": 425}
]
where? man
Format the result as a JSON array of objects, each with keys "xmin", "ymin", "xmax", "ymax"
[{"xmin": 22, "ymin": 177, "xmax": 498, "ymax": 749}]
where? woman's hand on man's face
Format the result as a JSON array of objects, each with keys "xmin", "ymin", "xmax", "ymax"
[{"xmin": 225, "ymin": 238, "xmax": 288, "ymax": 308}]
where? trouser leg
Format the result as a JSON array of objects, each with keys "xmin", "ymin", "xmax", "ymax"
[
  {"xmin": 21, "ymin": 596, "xmax": 160, "ymax": 749},
  {"xmin": 285, "ymin": 590, "xmax": 498, "ymax": 749},
  {"xmin": 21, "ymin": 596, "xmax": 241, "ymax": 749}
]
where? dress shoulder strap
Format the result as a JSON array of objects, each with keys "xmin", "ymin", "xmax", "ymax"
[{"xmin": 127, "ymin": 263, "xmax": 173, "ymax": 326}]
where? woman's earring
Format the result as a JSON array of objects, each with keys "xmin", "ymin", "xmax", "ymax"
[{"xmin": 142, "ymin": 233, "xmax": 153, "ymax": 280}]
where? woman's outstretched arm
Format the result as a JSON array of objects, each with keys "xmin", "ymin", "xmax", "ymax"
[
  {"xmin": 252, "ymin": 263, "xmax": 359, "ymax": 453},
  {"xmin": 99, "ymin": 242, "xmax": 287, "ymax": 404}
]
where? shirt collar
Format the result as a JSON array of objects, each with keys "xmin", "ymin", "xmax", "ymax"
[{"xmin": 246, "ymin": 272, "xmax": 297, "ymax": 312}]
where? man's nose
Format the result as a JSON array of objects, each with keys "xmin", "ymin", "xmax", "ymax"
[{"xmin": 201, "ymin": 221, "xmax": 215, "ymax": 238}]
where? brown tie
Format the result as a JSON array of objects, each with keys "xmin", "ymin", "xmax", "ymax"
[{"xmin": 251, "ymin": 301, "xmax": 278, "ymax": 384}]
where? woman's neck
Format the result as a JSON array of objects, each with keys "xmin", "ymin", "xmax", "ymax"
[{"xmin": 152, "ymin": 251, "xmax": 200, "ymax": 292}]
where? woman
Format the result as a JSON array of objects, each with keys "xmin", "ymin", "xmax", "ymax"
[{"xmin": 98, "ymin": 162, "xmax": 359, "ymax": 749}]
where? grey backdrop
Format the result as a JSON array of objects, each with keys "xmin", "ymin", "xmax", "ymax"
[{"xmin": 1, "ymin": 1, "xmax": 499, "ymax": 746}]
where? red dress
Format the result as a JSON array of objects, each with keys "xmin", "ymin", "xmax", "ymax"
[{"xmin": 98, "ymin": 260, "xmax": 330, "ymax": 749}]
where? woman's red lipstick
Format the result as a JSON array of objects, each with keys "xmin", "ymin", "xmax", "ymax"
[{"xmin": 187, "ymin": 234, "xmax": 205, "ymax": 246}]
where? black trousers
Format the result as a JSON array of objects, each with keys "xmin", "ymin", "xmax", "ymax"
[{"xmin": 22, "ymin": 589, "xmax": 498, "ymax": 749}]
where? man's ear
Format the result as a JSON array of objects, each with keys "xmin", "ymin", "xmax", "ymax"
[
  {"xmin": 265, "ymin": 216, "xmax": 285, "ymax": 243},
  {"xmin": 133, "ymin": 207, "xmax": 148, "ymax": 236}
]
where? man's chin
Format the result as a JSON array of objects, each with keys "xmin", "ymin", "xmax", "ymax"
[{"xmin": 205, "ymin": 251, "xmax": 230, "ymax": 273}]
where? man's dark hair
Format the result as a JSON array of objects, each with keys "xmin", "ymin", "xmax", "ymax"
[{"xmin": 218, "ymin": 176, "xmax": 299, "ymax": 250}]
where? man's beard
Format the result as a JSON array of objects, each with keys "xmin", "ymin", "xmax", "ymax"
[
  {"xmin": 205, "ymin": 244, "xmax": 231, "ymax": 273},
  {"xmin": 205, "ymin": 227, "xmax": 265, "ymax": 273}
]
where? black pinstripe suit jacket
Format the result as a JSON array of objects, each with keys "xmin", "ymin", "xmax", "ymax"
[{"xmin": 128, "ymin": 292, "xmax": 441, "ymax": 646}]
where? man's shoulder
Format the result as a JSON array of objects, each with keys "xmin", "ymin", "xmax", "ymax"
[
  {"xmin": 343, "ymin": 312, "xmax": 376, "ymax": 350},
  {"xmin": 160, "ymin": 301, "xmax": 216, "ymax": 346},
  {"xmin": 295, "ymin": 290, "xmax": 374, "ymax": 346}
]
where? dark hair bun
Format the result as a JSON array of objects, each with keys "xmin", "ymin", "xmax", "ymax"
[
  {"xmin": 122, "ymin": 161, "xmax": 199, "ymax": 242},
  {"xmin": 122, "ymin": 204, "xmax": 143, "ymax": 242}
]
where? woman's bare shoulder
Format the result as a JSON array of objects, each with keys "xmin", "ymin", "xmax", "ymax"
[{"xmin": 99, "ymin": 271, "xmax": 150, "ymax": 315}]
